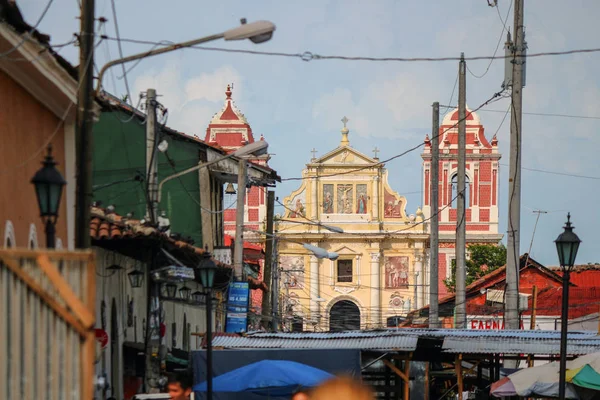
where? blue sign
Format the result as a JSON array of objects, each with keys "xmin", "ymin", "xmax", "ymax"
[{"xmin": 226, "ymin": 282, "xmax": 249, "ymax": 333}]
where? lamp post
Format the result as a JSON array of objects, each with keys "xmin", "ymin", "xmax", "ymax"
[
  {"xmin": 555, "ymin": 213, "xmax": 581, "ymax": 400},
  {"xmin": 31, "ymin": 145, "xmax": 66, "ymax": 249},
  {"xmin": 196, "ymin": 250, "xmax": 217, "ymax": 400},
  {"xmin": 94, "ymin": 20, "xmax": 276, "ymax": 97}
]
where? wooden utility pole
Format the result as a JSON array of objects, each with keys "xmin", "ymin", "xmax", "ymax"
[
  {"xmin": 261, "ymin": 190, "xmax": 275, "ymax": 329},
  {"xmin": 233, "ymin": 160, "xmax": 248, "ymax": 280},
  {"xmin": 75, "ymin": 0, "xmax": 95, "ymax": 249},
  {"xmin": 429, "ymin": 102, "xmax": 440, "ymax": 328},
  {"xmin": 505, "ymin": 0, "xmax": 525, "ymax": 332},
  {"xmin": 455, "ymin": 53, "xmax": 467, "ymax": 329}
]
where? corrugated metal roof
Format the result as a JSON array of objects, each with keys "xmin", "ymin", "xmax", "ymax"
[
  {"xmin": 245, "ymin": 330, "xmax": 415, "ymax": 339},
  {"xmin": 396, "ymin": 328, "xmax": 598, "ymax": 340},
  {"xmin": 212, "ymin": 332, "xmax": 418, "ymax": 351},
  {"xmin": 442, "ymin": 337, "xmax": 600, "ymax": 355}
]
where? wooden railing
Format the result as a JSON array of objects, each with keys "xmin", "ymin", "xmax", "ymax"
[{"xmin": 0, "ymin": 249, "xmax": 96, "ymax": 400}]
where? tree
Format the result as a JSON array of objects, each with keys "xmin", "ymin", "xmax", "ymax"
[{"xmin": 444, "ymin": 243, "xmax": 507, "ymax": 292}]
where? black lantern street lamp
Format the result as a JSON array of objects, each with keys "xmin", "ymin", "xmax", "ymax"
[
  {"xmin": 164, "ymin": 283, "xmax": 177, "ymax": 299},
  {"xmin": 191, "ymin": 290, "xmax": 204, "ymax": 304},
  {"xmin": 555, "ymin": 213, "xmax": 581, "ymax": 400},
  {"xmin": 179, "ymin": 285, "xmax": 191, "ymax": 301},
  {"xmin": 31, "ymin": 145, "xmax": 66, "ymax": 249},
  {"xmin": 197, "ymin": 250, "xmax": 218, "ymax": 400},
  {"xmin": 128, "ymin": 269, "xmax": 144, "ymax": 288}
]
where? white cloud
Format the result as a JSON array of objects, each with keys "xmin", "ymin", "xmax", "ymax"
[
  {"xmin": 133, "ymin": 64, "xmax": 243, "ymax": 137},
  {"xmin": 184, "ymin": 66, "xmax": 242, "ymax": 104}
]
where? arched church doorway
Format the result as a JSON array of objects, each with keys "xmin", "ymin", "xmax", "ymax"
[{"xmin": 329, "ymin": 300, "xmax": 360, "ymax": 332}]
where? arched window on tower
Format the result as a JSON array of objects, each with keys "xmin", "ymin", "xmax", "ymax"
[{"xmin": 451, "ymin": 174, "xmax": 470, "ymax": 209}]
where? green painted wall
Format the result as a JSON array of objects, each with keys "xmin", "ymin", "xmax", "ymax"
[{"xmin": 92, "ymin": 109, "xmax": 204, "ymax": 245}]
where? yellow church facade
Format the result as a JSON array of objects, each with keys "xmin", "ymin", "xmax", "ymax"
[{"xmin": 276, "ymin": 119, "xmax": 428, "ymax": 331}]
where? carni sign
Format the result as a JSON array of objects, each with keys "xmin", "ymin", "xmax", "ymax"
[{"xmin": 226, "ymin": 282, "xmax": 250, "ymax": 333}]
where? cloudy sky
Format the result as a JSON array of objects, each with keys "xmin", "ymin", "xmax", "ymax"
[{"xmin": 18, "ymin": 0, "xmax": 600, "ymax": 266}]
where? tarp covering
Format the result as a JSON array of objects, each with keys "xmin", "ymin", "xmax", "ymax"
[{"xmin": 191, "ymin": 349, "xmax": 361, "ymax": 400}]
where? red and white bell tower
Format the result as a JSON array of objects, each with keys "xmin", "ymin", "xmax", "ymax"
[
  {"xmin": 422, "ymin": 107, "xmax": 503, "ymax": 297},
  {"xmin": 204, "ymin": 85, "xmax": 269, "ymax": 236}
]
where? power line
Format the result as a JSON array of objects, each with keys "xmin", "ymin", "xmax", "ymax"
[
  {"xmin": 502, "ymin": 164, "xmax": 600, "ymax": 180},
  {"xmin": 281, "ymin": 89, "xmax": 505, "ymax": 181},
  {"xmin": 0, "ymin": 37, "xmax": 101, "ymax": 176},
  {"xmin": 467, "ymin": 0, "xmax": 513, "ymax": 79},
  {"xmin": 0, "ymin": 0, "xmax": 55, "ymax": 58},
  {"xmin": 109, "ymin": 0, "xmax": 132, "ymax": 105},
  {"xmin": 480, "ymin": 109, "xmax": 600, "ymax": 121},
  {"xmin": 104, "ymin": 35, "xmax": 600, "ymax": 63}
]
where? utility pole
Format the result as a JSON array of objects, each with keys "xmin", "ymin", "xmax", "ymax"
[
  {"xmin": 271, "ymin": 235, "xmax": 280, "ymax": 331},
  {"xmin": 261, "ymin": 191, "xmax": 275, "ymax": 329},
  {"xmin": 455, "ymin": 53, "xmax": 467, "ymax": 329},
  {"xmin": 505, "ymin": 0, "xmax": 525, "ymax": 333},
  {"xmin": 145, "ymin": 89, "xmax": 158, "ymax": 224},
  {"xmin": 143, "ymin": 89, "xmax": 159, "ymax": 392},
  {"xmin": 233, "ymin": 159, "xmax": 248, "ymax": 280},
  {"xmin": 74, "ymin": 0, "xmax": 95, "ymax": 249},
  {"xmin": 429, "ymin": 102, "xmax": 440, "ymax": 328}
]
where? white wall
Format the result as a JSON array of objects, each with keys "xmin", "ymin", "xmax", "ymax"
[{"xmin": 94, "ymin": 247, "xmax": 212, "ymax": 399}]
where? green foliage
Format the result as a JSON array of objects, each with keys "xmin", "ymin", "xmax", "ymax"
[{"xmin": 443, "ymin": 244, "xmax": 507, "ymax": 293}]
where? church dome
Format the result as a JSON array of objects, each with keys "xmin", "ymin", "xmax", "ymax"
[{"xmin": 442, "ymin": 106, "xmax": 481, "ymax": 126}]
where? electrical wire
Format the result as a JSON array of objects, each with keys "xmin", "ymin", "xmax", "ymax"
[
  {"xmin": 0, "ymin": 37, "xmax": 101, "ymax": 176},
  {"xmin": 0, "ymin": 0, "xmax": 55, "ymax": 58},
  {"xmin": 480, "ymin": 108, "xmax": 600, "ymax": 121},
  {"xmin": 109, "ymin": 0, "xmax": 132, "ymax": 105},
  {"xmin": 466, "ymin": 0, "xmax": 512, "ymax": 79},
  {"xmin": 104, "ymin": 35, "xmax": 600, "ymax": 63},
  {"xmin": 282, "ymin": 89, "xmax": 505, "ymax": 182}
]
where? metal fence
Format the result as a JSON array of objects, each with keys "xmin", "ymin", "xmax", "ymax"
[{"xmin": 0, "ymin": 249, "xmax": 96, "ymax": 400}]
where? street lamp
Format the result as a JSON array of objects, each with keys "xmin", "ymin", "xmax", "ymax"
[
  {"xmin": 196, "ymin": 250, "xmax": 218, "ymax": 400},
  {"xmin": 555, "ymin": 213, "xmax": 581, "ymax": 400},
  {"xmin": 95, "ymin": 20, "xmax": 276, "ymax": 96},
  {"xmin": 128, "ymin": 268, "xmax": 144, "ymax": 288},
  {"xmin": 156, "ymin": 141, "xmax": 269, "ymax": 204},
  {"xmin": 191, "ymin": 290, "xmax": 204, "ymax": 304},
  {"xmin": 179, "ymin": 285, "xmax": 192, "ymax": 301},
  {"xmin": 31, "ymin": 145, "xmax": 66, "ymax": 248},
  {"xmin": 164, "ymin": 283, "xmax": 178, "ymax": 299}
]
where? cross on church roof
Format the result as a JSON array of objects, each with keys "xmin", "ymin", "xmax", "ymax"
[
  {"xmin": 373, "ymin": 146, "xmax": 380, "ymax": 159},
  {"xmin": 341, "ymin": 116, "xmax": 349, "ymax": 129},
  {"xmin": 311, "ymin": 148, "xmax": 318, "ymax": 160}
]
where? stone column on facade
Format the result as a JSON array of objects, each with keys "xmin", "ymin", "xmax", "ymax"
[
  {"xmin": 309, "ymin": 254, "xmax": 320, "ymax": 321},
  {"xmin": 369, "ymin": 252, "xmax": 381, "ymax": 326},
  {"xmin": 311, "ymin": 171, "xmax": 318, "ymax": 220},
  {"xmin": 414, "ymin": 254, "xmax": 424, "ymax": 310},
  {"xmin": 372, "ymin": 175, "xmax": 379, "ymax": 220}
]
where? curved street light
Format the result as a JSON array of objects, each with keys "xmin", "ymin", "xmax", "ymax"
[
  {"xmin": 156, "ymin": 141, "xmax": 269, "ymax": 204},
  {"xmin": 95, "ymin": 20, "xmax": 276, "ymax": 96}
]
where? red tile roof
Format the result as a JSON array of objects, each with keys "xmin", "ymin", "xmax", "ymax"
[
  {"xmin": 523, "ymin": 287, "xmax": 600, "ymax": 319},
  {"xmin": 548, "ymin": 265, "xmax": 600, "ymax": 288},
  {"xmin": 90, "ymin": 207, "xmax": 267, "ymax": 291}
]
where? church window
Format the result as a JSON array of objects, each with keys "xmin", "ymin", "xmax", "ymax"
[
  {"xmin": 451, "ymin": 174, "xmax": 470, "ymax": 209},
  {"xmin": 337, "ymin": 259, "xmax": 353, "ymax": 283}
]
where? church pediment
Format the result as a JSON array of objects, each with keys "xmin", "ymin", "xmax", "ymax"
[
  {"xmin": 314, "ymin": 146, "xmax": 377, "ymax": 166},
  {"xmin": 332, "ymin": 245, "xmax": 360, "ymax": 255}
]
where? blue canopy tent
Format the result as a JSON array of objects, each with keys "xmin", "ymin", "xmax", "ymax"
[
  {"xmin": 191, "ymin": 349, "xmax": 361, "ymax": 400},
  {"xmin": 193, "ymin": 360, "xmax": 334, "ymax": 396}
]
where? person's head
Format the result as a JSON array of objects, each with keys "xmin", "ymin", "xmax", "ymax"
[
  {"xmin": 291, "ymin": 388, "xmax": 311, "ymax": 400},
  {"xmin": 167, "ymin": 372, "xmax": 193, "ymax": 400},
  {"xmin": 309, "ymin": 377, "xmax": 374, "ymax": 400}
]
